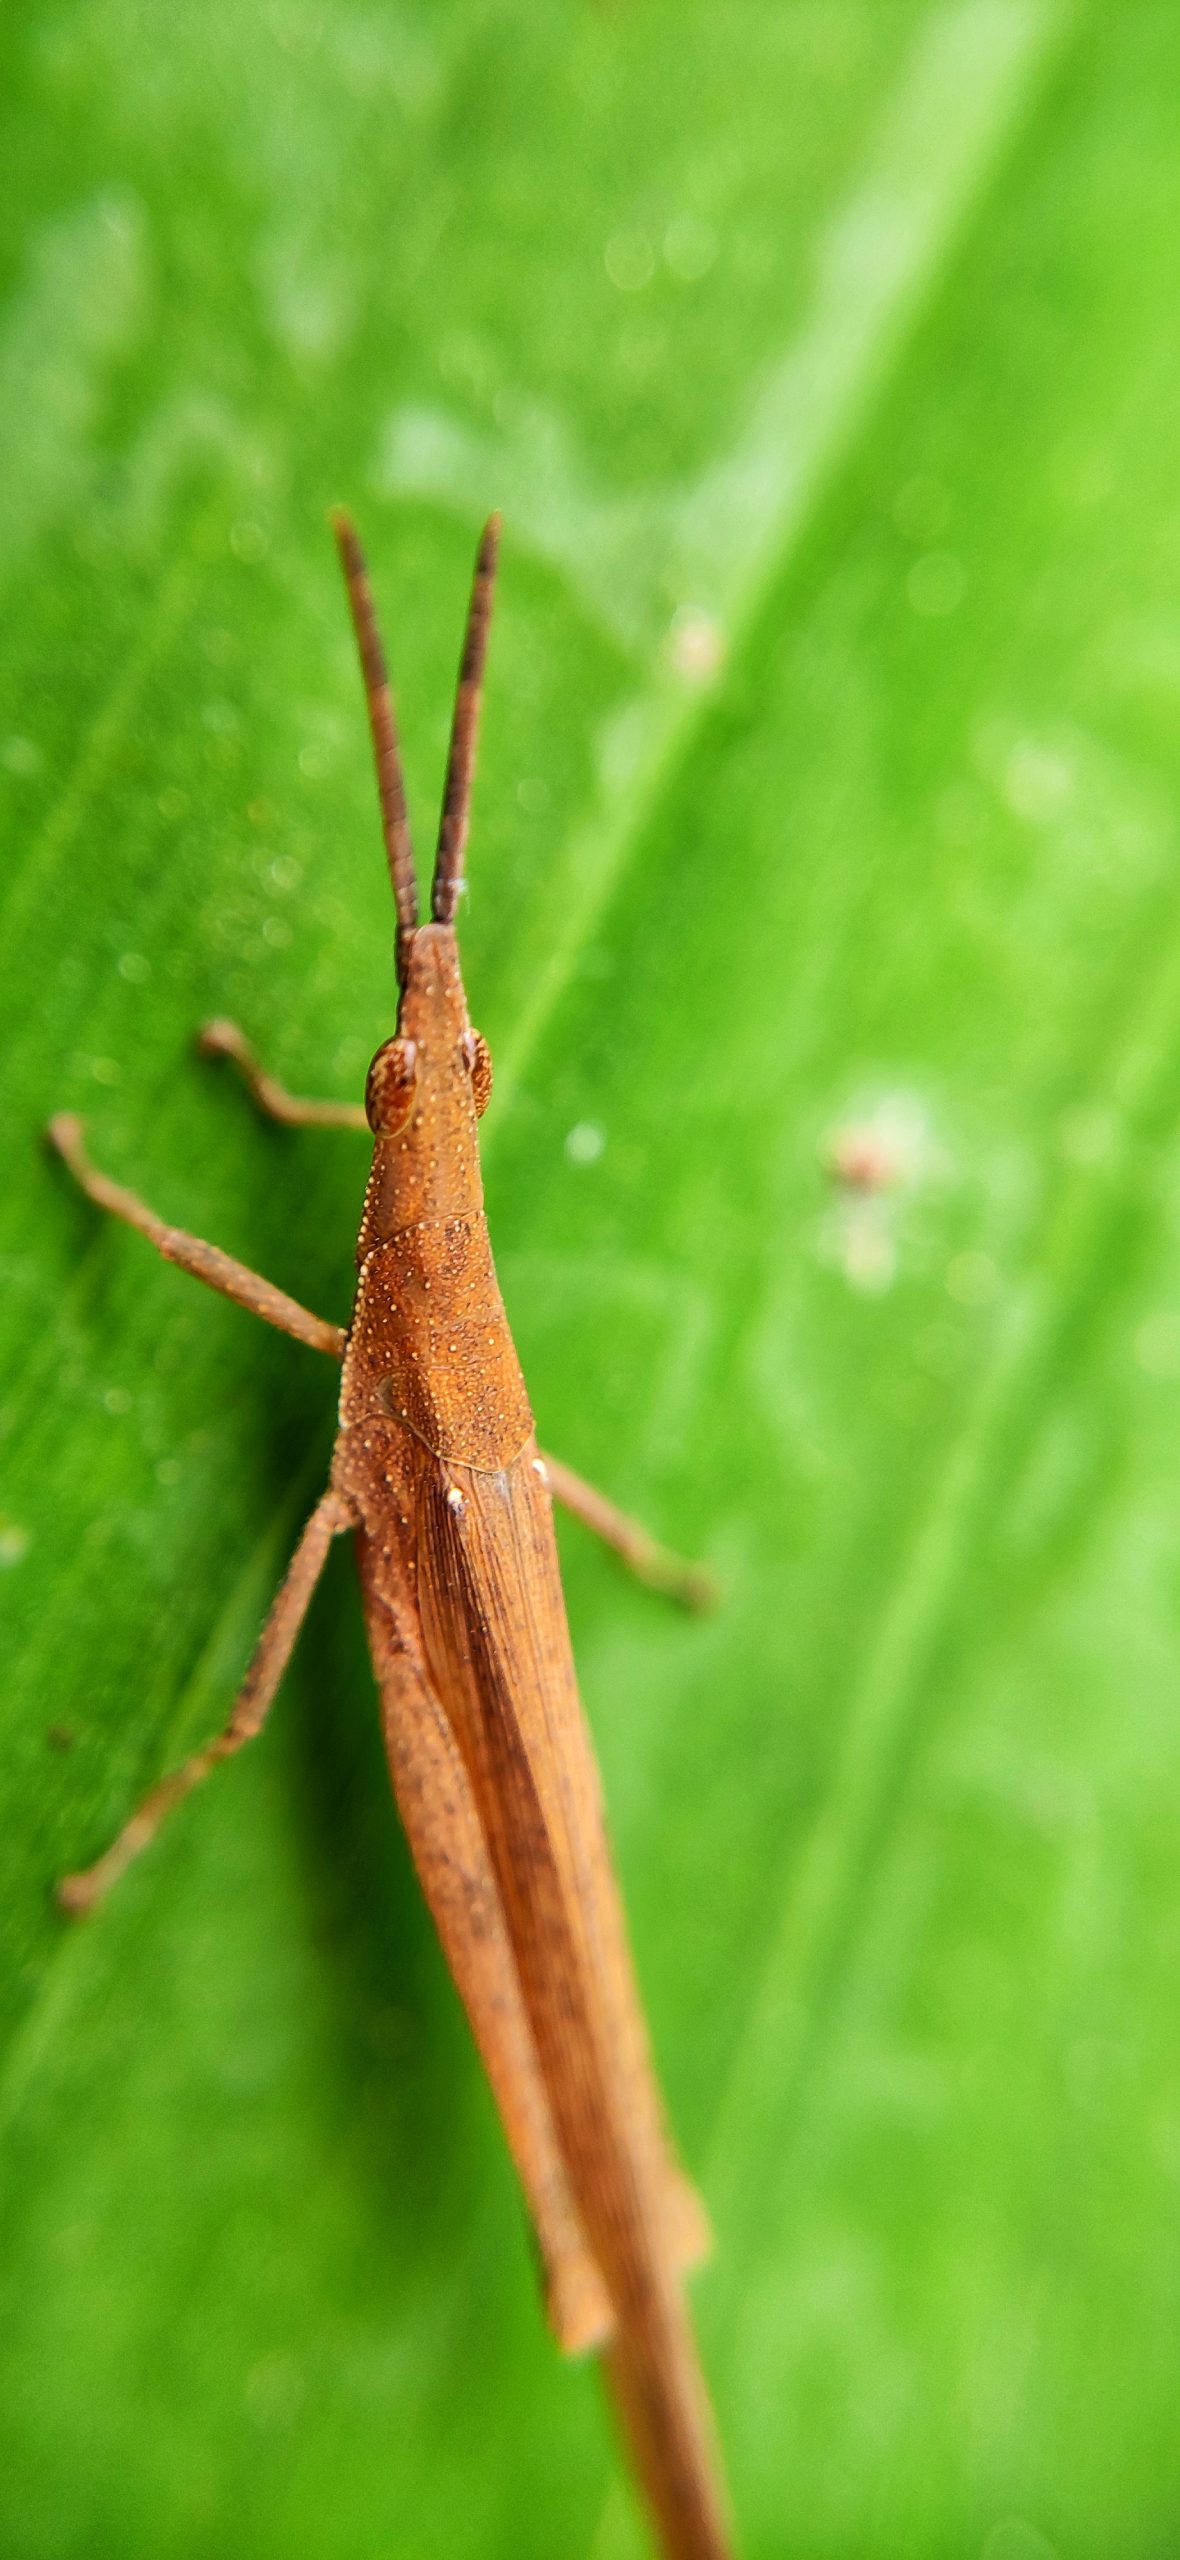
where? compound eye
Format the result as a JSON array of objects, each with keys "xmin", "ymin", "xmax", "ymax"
[
  {"xmin": 365, "ymin": 1037, "xmax": 418, "ymax": 1135},
  {"xmin": 461, "ymin": 1028, "xmax": 493, "ymax": 1118}
]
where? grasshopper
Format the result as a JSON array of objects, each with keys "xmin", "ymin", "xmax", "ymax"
[{"xmin": 49, "ymin": 516, "xmax": 733, "ymax": 2560}]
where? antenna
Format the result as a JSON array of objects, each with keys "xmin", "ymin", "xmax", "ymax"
[
  {"xmin": 331, "ymin": 510, "xmax": 418, "ymax": 975},
  {"xmin": 431, "ymin": 515, "xmax": 501, "ymax": 926}
]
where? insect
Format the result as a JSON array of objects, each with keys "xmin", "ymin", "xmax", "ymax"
[{"xmin": 49, "ymin": 516, "xmax": 733, "ymax": 2560}]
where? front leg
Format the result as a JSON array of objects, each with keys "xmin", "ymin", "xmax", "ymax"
[{"xmin": 199, "ymin": 1019, "xmax": 368, "ymax": 1130}]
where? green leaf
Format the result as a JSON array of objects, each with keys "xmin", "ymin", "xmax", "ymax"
[{"xmin": 2, "ymin": 3, "xmax": 1177, "ymax": 2554}]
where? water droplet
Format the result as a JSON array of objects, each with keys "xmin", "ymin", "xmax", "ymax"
[
  {"xmin": 565, "ymin": 1122, "xmax": 605, "ymax": 1166},
  {"xmin": 1135, "ymin": 1312, "xmax": 1180, "ymax": 1379},
  {"xmin": 665, "ymin": 605, "xmax": 725, "ymax": 684},
  {"xmin": 202, "ymin": 697, "xmax": 241, "ymax": 737},
  {"xmin": 605, "ymin": 230, "xmax": 656, "ymax": 293},
  {"xmin": 517, "ymin": 775, "xmax": 550, "ymax": 815},
  {"xmin": 1002, "ymin": 739, "xmax": 1075, "ymax": 823}
]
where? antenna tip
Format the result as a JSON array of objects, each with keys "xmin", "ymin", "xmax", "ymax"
[
  {"xmin": 329, "ymin": 506, "xmax": 362, "ymax": 564},
  {"xmin": 479, "ymin": 512, "xmax": 502, "ymax": 567}
]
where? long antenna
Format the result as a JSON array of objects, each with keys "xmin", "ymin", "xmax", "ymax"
[
  {"xmin": 330, "ymin": 509, "xmax": 418, "ymax": 974},
  {"xmin": 431, "ymin": 514, "xmax": 501, "ymax": 926}
]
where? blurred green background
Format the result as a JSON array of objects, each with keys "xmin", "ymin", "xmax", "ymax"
[{"xmin": 2, "ymin": 2, "xmax": 1179, "ymax": 2553}]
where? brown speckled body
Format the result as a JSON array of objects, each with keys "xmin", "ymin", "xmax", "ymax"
[
  {"xmin": 53, "ymin": 521, "xmax": 733, "ymax": 2560},
  {"xmin": 332, "ymin": 926, "xmax": 730, "ymax": 2559}
]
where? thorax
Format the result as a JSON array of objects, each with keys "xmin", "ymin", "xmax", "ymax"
[{"xmin": 340, "ymin": 1212, "xmax": 533, "ymax": 1472}]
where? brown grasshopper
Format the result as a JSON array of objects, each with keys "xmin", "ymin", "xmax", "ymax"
[{"xmin": 49, "ymin": 516, "xmax": 733, "ymax": 2560}]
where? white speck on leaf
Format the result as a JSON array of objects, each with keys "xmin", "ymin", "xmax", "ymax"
[
  {"xmin": 665, "ymin": 605, "xmax": 725, "ymax": 684},
  {"xmin": 566, "ymin": 1122, "xmax": 605, "ymax": 1166},
  {"xmin": 819, "ymin": 1091, "xmax": 943, "ymax": 1294},
  {"xmin": 1002, "ymin": 738, "xmax": 1076, "ymax": 823},
  {"xmin": 1135, "ymin": 1313, "xmax": 1180, "ymax": 1380}
]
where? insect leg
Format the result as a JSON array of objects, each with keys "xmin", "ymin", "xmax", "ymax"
[
  {"xmin": 59, "ymin": 1486, "xmax": 353, "ymax": 1914},
  {"xmin": 539, "ymin": 1453, "xmax": 718, "ymax": 1612},
  {"xmin": 47, "ymin": 1114, "xmax": 346, "ymax": 1357},
  {"xmin": 200, "ymin": 1019, "xmax": 368, "ymax": 1130}
]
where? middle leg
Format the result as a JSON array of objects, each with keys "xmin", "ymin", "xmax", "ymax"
[{"xmin": 200, "ymin": 1020, "xmax": 368, "ymax": 1130}]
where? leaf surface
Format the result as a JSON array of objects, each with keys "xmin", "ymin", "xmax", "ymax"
[{"xmin": 2, "ymin": 5, "xmax": 1178, "ymax": 2555}]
